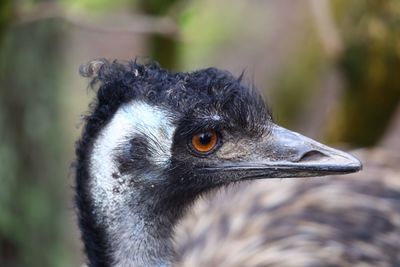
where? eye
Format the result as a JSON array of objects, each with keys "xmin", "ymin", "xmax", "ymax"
[{"xmin": 190, "ymin": 130, "xmax": 220, "ymax": 155}]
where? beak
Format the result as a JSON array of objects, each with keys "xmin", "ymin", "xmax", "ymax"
[{"xmin": 200, "ymin": 124, "xmax": 362, "ymax": 180}]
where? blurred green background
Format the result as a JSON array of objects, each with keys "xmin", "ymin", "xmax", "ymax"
[{"xmin": 0, "ymin": 0, "xmax": 399, "ymax": 266}]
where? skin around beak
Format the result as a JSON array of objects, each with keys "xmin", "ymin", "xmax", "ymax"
[{"xmin": 200, "ymin": 124, "xmax": 362, "ymax": 180}]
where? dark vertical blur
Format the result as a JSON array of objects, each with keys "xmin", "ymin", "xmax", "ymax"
[
  {"xmin": 327, "ymin": 0, "xmax": 400, "ymax": 146},
  {"xmin": 138, "ymin": 0, "xmax": 182, "ymax": 70},
  {"xmin": 0, "ymin": 1, "xmax": 10, "ymax": 39},
  {"xmin": 0, "ymin": 13, "xmax": 70, "ymax": 267}
]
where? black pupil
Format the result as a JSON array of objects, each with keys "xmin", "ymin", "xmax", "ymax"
[{"xmin": 199, "ymin": 132, "xmax": 212, "ymax": 145}]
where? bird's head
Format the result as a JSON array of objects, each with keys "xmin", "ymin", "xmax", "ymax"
[{"xmin": 78, "ymin": 59, "xmax": 361, "ymax": 206}]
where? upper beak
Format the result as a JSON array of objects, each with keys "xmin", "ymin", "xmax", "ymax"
[{"xmin": 200, "ymin": 124, "xmax": 362, "ymax": 179}]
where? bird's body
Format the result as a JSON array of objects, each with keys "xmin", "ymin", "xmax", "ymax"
[
  {"xmin": 176, "ymin": 148, "xmax": 400, "ymax": 267},
  {"xmin": 75, "ymin": 60, "xmax": 361, "ymax": 267}
]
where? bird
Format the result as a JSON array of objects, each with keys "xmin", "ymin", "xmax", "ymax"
[{"xmin": 75, "ymin": 59, "xmax": 361, "ymax": 267}]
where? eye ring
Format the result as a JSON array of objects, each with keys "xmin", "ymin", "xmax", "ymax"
[{"xmin": 189, "ymin": 130, "xmax": 221, "ymax": 156}]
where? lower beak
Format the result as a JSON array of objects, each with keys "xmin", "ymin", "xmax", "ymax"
[{"xmin": 200, "ymin": 124, "xmax": 362, "ymax": 179}]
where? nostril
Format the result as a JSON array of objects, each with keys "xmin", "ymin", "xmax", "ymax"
[{"xmin": 298, "ymin": 150, "xmax": 327, "ymax": 162}]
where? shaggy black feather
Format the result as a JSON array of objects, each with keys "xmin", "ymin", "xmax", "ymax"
[
  {"xmin": 75, "ymin": 59, "xmax": 272, "ymax": 267},
  {"xmin": 84, "ymin": 59, "xmax": 270, "ymax": 135}
]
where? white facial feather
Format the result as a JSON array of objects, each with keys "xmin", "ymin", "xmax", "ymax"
[
  {"xmin": 88, "ymin": 101, "xmax": 176, "ymax": 266},
  {"xmin": 90, "ymin": 101, "xmax": 174, "ymax": 197},
  {"xmin": 89, "ymin": 100, "xmax": 175, "ymax": 224}
]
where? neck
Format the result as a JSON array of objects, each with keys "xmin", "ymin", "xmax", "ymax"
[
  {"xmin": 97, "ymin": 191, "xmax": 178, "ymax": 267},
  {"xmin": 77, "ymin": 168, "xmax": 186, "ymax": 267}
]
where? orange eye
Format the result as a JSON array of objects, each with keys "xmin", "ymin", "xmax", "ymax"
[{"xmin": 191, "ymin": 131, "xmax": 219, "ymax": 154}]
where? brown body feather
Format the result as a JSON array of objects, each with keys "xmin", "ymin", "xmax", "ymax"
[{"xmin": 175, "ymin": 148, "xmax": 400, "ymax": 267}]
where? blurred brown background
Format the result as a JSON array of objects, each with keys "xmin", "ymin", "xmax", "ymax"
[{"xmin": 0, "ymin": 0, "xmax": 399, "ymax": 266}]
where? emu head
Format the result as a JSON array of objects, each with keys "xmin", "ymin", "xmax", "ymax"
[{"xmin": 78, "ymin": 59, "xmax": 361, "ymax": 206}]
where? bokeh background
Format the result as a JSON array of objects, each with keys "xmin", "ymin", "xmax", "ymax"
[{"xmin": 0, "ymin": 0, "xmax": 399, "ymax": 266}]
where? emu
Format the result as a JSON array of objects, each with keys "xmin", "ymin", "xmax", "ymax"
[{"xmin": 75, "ymin": 59, "xmax": 361, "ymax": 267}]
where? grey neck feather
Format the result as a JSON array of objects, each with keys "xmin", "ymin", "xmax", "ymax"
[{"xmin": 98, "ymin": 187, "xmax": 176, "ymax": 267}]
